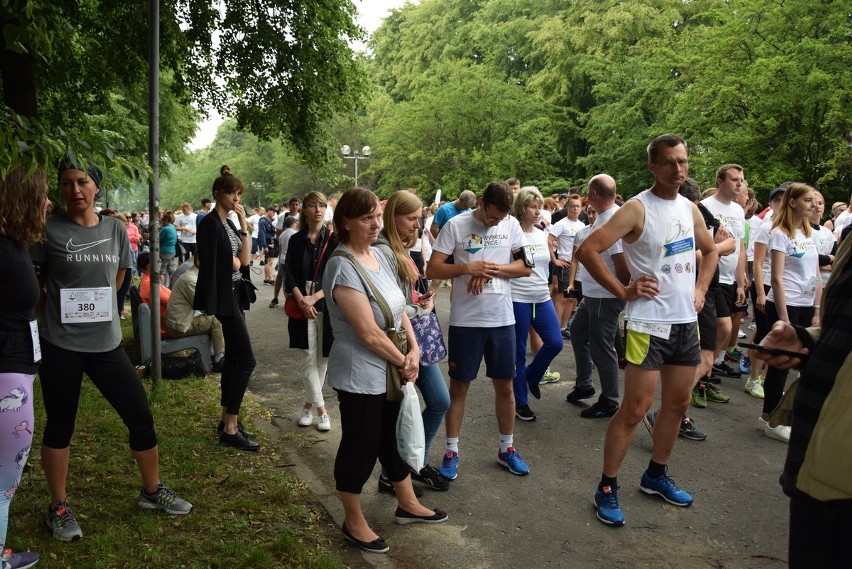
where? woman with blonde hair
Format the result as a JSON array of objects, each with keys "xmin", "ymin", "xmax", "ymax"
[
  {"xmin": 761, "ymin": 183, "xmax": 820, "ymax": 442},
  {"xmin": 374, "ymin": 190, "xmax": 450, "ymax": 491},
  {"xmin": 284, "ymin": 191, "xmax": 336, "ymax": 431}
]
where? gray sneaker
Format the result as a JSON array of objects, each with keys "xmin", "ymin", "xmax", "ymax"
[
  {"xmin": 138, "ymin": 484, "xmax": 193, "ymax": 515},
  {"xmin": 46, "ymin": 501, "xmax": 83, "ymax": 541}
]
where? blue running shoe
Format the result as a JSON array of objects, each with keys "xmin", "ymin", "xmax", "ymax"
[
  {"xmin": 739, "ymin": 355, "xmax": 751, "ymax": 375},
  {"xmin": 640, "ymin": 470, "xmax": 693, "ymax": 506},
  {"xmin": 438, "ymin": 451, "xmax": 459, "ymax": 480},
  {"xmin": 497, "ymin": 447, "xmax": 529, "ymax": 475},
  {"xmin": 594, "ymin": 484, "xmax": 624, "ymax": 526}
]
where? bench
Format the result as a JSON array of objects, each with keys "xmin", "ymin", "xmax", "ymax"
[{"xmin": 129, "ymin": 286, "xmax": 212, "ymax": 372}]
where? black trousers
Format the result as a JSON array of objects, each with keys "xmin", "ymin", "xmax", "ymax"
[
  {"xmin": 334, "ymin": 389, "xmax": 409, "ymax": 494},
  {"xmin": 789, "ymin": 492, "xmax": 852, "ymax": 568},
  {"xmin": 763, "ymin": 302, "xmax": 813, "ymax": 414},
  {"xmin": 39, "ymin": 341, "xmax": 156, "ymax": 451},
  {"xmin": 217, "ymin": 311, "xmax": 256, "ymax": 415}
]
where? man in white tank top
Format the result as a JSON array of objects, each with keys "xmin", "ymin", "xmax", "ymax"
[{"xmin": 576, "ymin": 134, "xmax": 719, "ymax": 527}]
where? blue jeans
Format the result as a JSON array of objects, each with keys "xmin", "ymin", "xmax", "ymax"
[
  {"xmin": 512, "ymin": 300, "xmax": 564, "ymax": 407},
  {"xmin": 416, "ymin": 363, "xmax": 450, "ymax": 461},
  {"xmin": 570, "ymin": 296, "xmax": 626, "ymax": 405}
]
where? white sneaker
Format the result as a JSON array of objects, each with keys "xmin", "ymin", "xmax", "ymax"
[
  {"xmin": 317, "ymin": 414, "xmax": 331, "ymax": 432},
  {"xmin": 744, "ymin": 378, "xmax": 765, "ymax": 399},
  {"xmin": 298, "ymin": 409, "xmax": 313, "ymax": 427},
  {"xmin": 737, "ymin": 329, "xmax": 747, "ymax": 338},
  {"xmin": 759, "ymin": 417, "xmax": 790, "ymax": 442}
]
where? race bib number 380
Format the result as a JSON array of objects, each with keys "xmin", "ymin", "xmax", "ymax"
[{"xmin": 60, "ymin": 287, "xmax": 113, "ymax": 323}]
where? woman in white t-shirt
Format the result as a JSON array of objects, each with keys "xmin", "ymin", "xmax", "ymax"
[
  {"xmin": 761, "ymin": 183, "xmax": 821, "ymax": 442},
  {"xmin": 510, "ymin": 187, "xmax": 564, "ymax": 421},
  {"xmin": 809, "ymin": 191, "xmax": 837, "ymax": 285}
]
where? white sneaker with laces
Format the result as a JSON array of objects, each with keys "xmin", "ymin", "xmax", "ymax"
[
  {"xmin": 744, "ymin": 378, "xmax": 765, "ymax": 399},
  {"xmin": 759, "ymin": 417, "xmax": 790, "ymax": 442},
  {"xmin": 317, "ymin": 414, "xmax": 331, "ymax": 432},
  {"xmin": 298, "ymin": 409, "xmax": 313, "ymax": 427}
]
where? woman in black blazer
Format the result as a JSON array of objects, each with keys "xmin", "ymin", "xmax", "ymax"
[{"xmin": 195, "ymin": 165, "xmax": 259, "ymax": 451}]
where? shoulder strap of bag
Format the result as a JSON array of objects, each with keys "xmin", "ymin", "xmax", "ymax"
[
  {"xmin": 311, "ymin": 230, "xmax": 334, "ymax": 283},
  {"xmin": 331, "ymin": 250, "xmax": 396, "ymax": 331}
]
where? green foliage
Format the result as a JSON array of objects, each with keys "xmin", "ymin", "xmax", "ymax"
[{"xmin": 364, "ymin": 0, "xmax": 852, "ymax": 202}]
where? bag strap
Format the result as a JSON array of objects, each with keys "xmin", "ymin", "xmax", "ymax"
[{"xmin": 331, "ymin": 250, "xmax": 396, "ymax": 331}]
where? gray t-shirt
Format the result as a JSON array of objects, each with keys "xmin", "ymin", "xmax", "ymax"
[
  {"xmin": 31, "ymin": 214, "xmax": 132, "ymax": 352},
  {"xmin": 322, "ymin": 245, "xmax": 406, "ymax": 395}
]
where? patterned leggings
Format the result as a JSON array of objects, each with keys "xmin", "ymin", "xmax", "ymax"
[{"xmin": 0, "ymin": 372, "xmax": 35, "ymax": 548}]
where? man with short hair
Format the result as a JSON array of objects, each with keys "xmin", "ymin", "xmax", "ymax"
[
  {"xmin": 323, "ymin": 193, "xmax": 339, "ymax": 223},
  {"xmin": 702, "ymin": 165, "xmax": 748, "ymax": 380},
  {"xmin": 258, "ymin": 207, "xmax": 277, "ymax": 285},
  {"xmin": 548, "ymin": 195, "xmax": 586, "ymax": 336},
  {"xmin": 166, "ymin": 256, "xmax": 226, "ymax": 372},
  {"xmin": 577, "ymin": 133, "xmax": 718, "ymax": 527},
  {"xmin": 566, "ymin": 175, "xmax": 630, "ymax": 418},
  {"xmin": 196, "ymin": 198, "xmax": 212, "ymax": 223},
  {"xmin": 175, "ymin": 203, "xmax": 198, "ymax": 260},
  {"xmin": 277, "ymin": 197, "xmax": 301, "ymax": 236},
  {"xmin": 429, "ymin": 190, "xmax": 477, "ymax": 240},
  {"xmin": 428, "ymin": 181, "xmax": 532, "ymax": 479},
  {"xmin": 506, "ymin": 177, "xmax": 521, "ymax": 196}
]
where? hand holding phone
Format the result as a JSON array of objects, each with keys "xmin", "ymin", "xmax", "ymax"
[{"xmin": 738, "ymin": 342, "xmax": 809, "ymax": 362}]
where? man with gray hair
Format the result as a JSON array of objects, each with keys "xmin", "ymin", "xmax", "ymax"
[
  {"xmin": 429, "ymin": 190, "xmax": 478, "ymax": 240},
  {"xmin": 566, "ymin": 174, "xmax": 630, "ymax": 418}
]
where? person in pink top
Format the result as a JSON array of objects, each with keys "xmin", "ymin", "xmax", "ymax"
[{"xmin": 127, "ymin": 215, "xmax": 141, "ymax": 275}]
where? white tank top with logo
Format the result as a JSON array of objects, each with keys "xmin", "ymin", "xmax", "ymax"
[{"xmin": 623, "ymin": 190, "xmax": 697, "ymax": 325}]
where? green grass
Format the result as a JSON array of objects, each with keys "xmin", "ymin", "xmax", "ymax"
[{"xmin": 7, "ymin": 324, "xmax": 346, "ymax": 569}]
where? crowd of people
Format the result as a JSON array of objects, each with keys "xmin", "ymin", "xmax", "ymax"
[{"xmin": 1, "ymin": 131, "xmax": 849, "ymax": 566}]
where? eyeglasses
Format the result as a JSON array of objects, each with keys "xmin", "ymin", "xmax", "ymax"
[
  {"xmin": 483, "ymin": 205, "xmax": 508, "ymax": 224},
  {"xmin": 656, "ymin": 159, "xmax": 689, "ymax": 169},
  {"xmin": 303, "ymin": 203, "xmax": 328, "ymax": 210}
]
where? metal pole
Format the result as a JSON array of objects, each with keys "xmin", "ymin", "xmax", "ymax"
[
  {"xmin": 148, "ymin": 0, "xmax": 162, "ymax": 384},
  {"xmin": 354, "ymin": 152, "xmax": 359, "ymax": 187}
]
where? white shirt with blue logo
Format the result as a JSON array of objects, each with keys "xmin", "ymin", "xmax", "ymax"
[{"xmin": 433, "ymin": 210, "xmax": 528, "ymax": 327}]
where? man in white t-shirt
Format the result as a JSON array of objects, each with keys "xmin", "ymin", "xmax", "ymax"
[
  {"xmin": 175, "ymin": 203, "xmax": 198, "ymax": 260},
  {"xmin": 566, "ymin": 175, "xmax": 630, "ymax": 418},
  {"xmin": 548, "ymin": 195, "xmax": 586, "ymax": 335},
  {"xmin": 701, "ymin": 164, "xmax": 748, "ymax": 378},
  {"xmin": 428, "ymin": 181, "xmax": 532, "ymax": 479},
  {"xmin": 246, "ymin": 207, "xmax": 262, "ymax": 264},
  {"xmin": 577, "ymin": 133, "xmax": 718, "ymax": 527}
]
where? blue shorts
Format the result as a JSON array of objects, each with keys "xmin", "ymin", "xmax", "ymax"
[{"xmin": 447, "ymin": 325, "xmax": 516, "ymax": 380}]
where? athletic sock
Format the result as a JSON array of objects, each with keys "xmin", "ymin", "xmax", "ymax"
[
  {"xmin": 499, "ymin": 433, "xmax": 513, "ymax": 453},
  {"xmin": 599, "ymin": 474, "xmax": 618, "ymax": 491},
  {"xmin": 714, "ymin": 351, "xmax": 725, "ymax": 365},
  {"xmin": 646, "ymin": 460, "xmax": 667, "ymax": 479},
  {"xmin": 445, "ymin": 437, "xmax": 459, "ymax": 454}
]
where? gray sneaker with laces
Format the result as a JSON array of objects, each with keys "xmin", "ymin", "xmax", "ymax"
[
  {"xmin": 138, "ymin": 484, "xmax": 193, "ymax": 515},
  {"xmin": 46, "ymin": 501, "xmax": 83, "ymax": 541}
]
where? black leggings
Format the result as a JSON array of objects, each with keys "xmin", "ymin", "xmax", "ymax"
[
  {"xmin": 39, "ymin": 341, "xmax": 157, "ymax": 451},
  {"xmin": 763, "ymin": 302, "xmax": 814, "ymax": 414},
  {"xmin": 334, "ymin": 389, "xmax": 409, "ymax": 494},
  {"xmin": 216, "ymin": 304, "xmax": 256, "ymax": 415}
]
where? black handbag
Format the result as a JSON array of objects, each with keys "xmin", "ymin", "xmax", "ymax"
[{"xmin": 161, "ymin": 351, "xmax": 207, "ymax": 379}]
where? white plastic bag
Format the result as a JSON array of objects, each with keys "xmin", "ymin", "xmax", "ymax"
[{"xmin": 396, "ymin": 382, "xmax": 425, "ymax": 472}]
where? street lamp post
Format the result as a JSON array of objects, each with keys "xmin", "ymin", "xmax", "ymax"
[{"xmin": 341, "ymin": 145, "xmax": 372, "ymax": 187}]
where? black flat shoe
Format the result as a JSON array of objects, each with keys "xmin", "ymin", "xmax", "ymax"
[
  {"xmin": 341, "ymin": 523, "xmax": 389, "ymax": 554},
  {"xmin": 216, "ymin": 420, "xmax": 254, "ymax": 438},
  {"xmin": 219, "ymin": 430, "xmax": 260, "ymax": 451},
  {"xmin": 394, "ymin": 506, "xmax": 449, "ymax": 525}
]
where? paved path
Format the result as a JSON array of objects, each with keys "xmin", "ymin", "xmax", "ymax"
[{"xmin": 244, "ymin": 273, "xmax": 789, "ymax": 568}]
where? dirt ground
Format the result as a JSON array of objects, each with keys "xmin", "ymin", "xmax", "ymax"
[{"xmin": 243, "ymin": 274, "xmax": 790, "ymax": 569}]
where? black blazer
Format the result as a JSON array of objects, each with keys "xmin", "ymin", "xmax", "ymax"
[{"xmin": 194, "ymin": 212, "xmax": 241, "ymax": 317}]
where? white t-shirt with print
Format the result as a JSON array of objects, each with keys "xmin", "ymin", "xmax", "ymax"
[
  {"xmin": 433, "ymin": 210, "xmax": 528, "ymax": 327},
  {"xmin": 766, "ymin": 228, "xmax": 819, "ymax": 307},
  {"xmin": 813, "ymin": 225, "xmax": 835, "ymax": 256},
  {"xmin": 510, "ymin": 227, "xmax": 551, "ymax": 304},
  {"xmin": 549, "ymin": 218, "xmax": 586, "ymax": 261}
]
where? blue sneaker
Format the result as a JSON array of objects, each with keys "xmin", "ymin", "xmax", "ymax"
[
  {"xmin": 739, "ymin": 355, "xmax": 751, "ymax": 375},
  {"xmin": 438, "ymin": 451, "xmax": 459, "ymax": 480},
  {"xmin": 640, "ymin": 470, "xmax": 693, "ymax": 506},
  {"xmin": 497, "ymin": 447, "xmax": 529, "ymax": 475},
  {"xmin": 594, "ymin": 484, "xmax": 624, "ymax": 526}
]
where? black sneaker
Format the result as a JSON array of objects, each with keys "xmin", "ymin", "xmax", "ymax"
[
  {"xmin": 580, "ymin": 401, "xmax": 619, "ymax": 419},
  {"xmin": 566, "ymin": 385, "xmax": 596, "ymax": 403},
  {"xmin": 378, "ymin": 475, "xmax": 424, "ymax": 498},
  {"xmin": 527, "ymin": 380, "xmax": 541, "ymax": 400},
  {"xmin": 268, "ymin": 298, "xmax": 279, "ymax": 308},
  {"xmin": 678, "ymin": 417, "xmax": 707, "ymax": 441},
  {"xmin": 712, "ymin": 362, "xmax": 740, "ymax": 378},
  {"xmin": 411, "ymin": 464, "xmax": 450, "ymax": 491},
  {"xmin": 515, "ymin": 405, "xmax": 537, "ymax": 421},
  {"xmin": 561, "ymin": 328, "xmax": 571, "ymax": 340},
  {"xmin": 216, "ymin": 420, "xmax": 254, "ymax": 438},
  {"xmin": 219, "ymin": 430, "xmax": 260, "ymax": 451}
]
